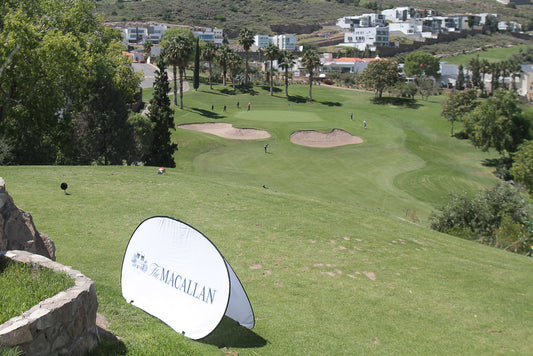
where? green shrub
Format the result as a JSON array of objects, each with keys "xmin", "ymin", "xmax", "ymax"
[{"xmin": 429, "ymin": 182, "xmax": 531, "ymax": 252}]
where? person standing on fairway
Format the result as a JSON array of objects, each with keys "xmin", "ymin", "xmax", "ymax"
[
  {"xmin": 264, "ymin": 144, "xmax": 269, "ymax": 153},
  {"xmin": 350, "ymin": 112, "xmax": 353, "ymax": 120},
  {"xmin": 248, "ymin": 102, "xmax": 251, "ymax": 111},
  {"xmin": 363, "ymin": 120, "xmax": 367, "ymax": 129}
]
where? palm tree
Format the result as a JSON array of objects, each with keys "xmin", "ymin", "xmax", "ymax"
[
  {"xmin": 202, "ymin": 42, "xmax": 217, "ymax": 90},
  {"xmin": 143, "ymin": 40, "xmax": 153, "ymax": 62},
  {"xmin": 238, "ymin": 28, "xmax": 255, "ymax": 85},
  {"xmin": 164, "ymin": 34, "xmax": 194, "ymax": 109},
  {"xmin": 467, "ymin": 55, "xmax": 481, "ymax": 89},
  {"xmin": 264, "ymin": 43, "xmax": 280, "ymax": 96},
  {"xmin": 228, "ymin": 52, "xmax": 243, "ymax": 91},
  {"xmin": 499, "ymin": 60, "xmax": 509, "ymax": 90},
  {"xmin": 216, "ymin": 45, "xmax": 233, "ymax": 86},
  {"xmin": 279, "ymin": 50, "xmax": 295, "ymax": 97},
  {"xmin": 508, "ymin": 61, "xmax": 522, "ymax": 91},
  {"xmin": 480, "ymin": 59, "xmax": 490, "ymax": 95},
  {"xmin": 301, "ymin": 49, "xmax": 321, "ymax": 102},
  {"xmin": 490, "ymin": 62, "xmax": 500, "ymax": 95}
]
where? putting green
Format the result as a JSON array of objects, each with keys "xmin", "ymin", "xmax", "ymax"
[{"xmin": 235, "ymin": 110, "xmax": 322, "ymax": 122}]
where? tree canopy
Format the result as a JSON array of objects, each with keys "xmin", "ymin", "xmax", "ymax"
[
  {"xmin": 238, "ymin": 28, "xmax": 255, "ymax": 85},
  {"xmin": 464, "ymin": 90, "xmax": 531, "ymax": 155},
  {"xmin": 358, "ymin": 59, "xmax": 402, "ymax": 98},
  {"xmin": 0, "ymin": 0, "xmax": 141, "ymax": 164},
  {"xmin": 403, "ymin": 51, "xmax": 440, "ymax": 78},
  {"xmin": 441, "ymin": 89, "xmax": 478, "ymax": 136},
  {"xmin": 163, "ymin": 33, "xmax": 194, "ymax": 109}
]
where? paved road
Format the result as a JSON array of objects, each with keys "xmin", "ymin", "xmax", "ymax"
[{"xmin": 132, "ymin": 62, "xmax": 189, "ymax": 92}]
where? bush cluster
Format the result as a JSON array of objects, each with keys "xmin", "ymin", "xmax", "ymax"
[{"xmin": 429, "ymin": 182, "xmax": 533, "ymax": 255}]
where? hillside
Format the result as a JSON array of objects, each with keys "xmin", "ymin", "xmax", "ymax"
[
  {"xmin": 3, "ymin": 84, "xmax": 532, "ymax": 354},
  {"xmin": 97, "ymin": 0, "xmax": 533, "ymax": 35}
]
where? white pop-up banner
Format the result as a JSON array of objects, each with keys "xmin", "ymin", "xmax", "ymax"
[{"xmin": 121, "ymin": 216, "xmax": 254, "ymax": 340}]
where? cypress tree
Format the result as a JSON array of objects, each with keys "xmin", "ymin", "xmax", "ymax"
[
  {"xmin": 456, "ymin": 64, "xmax": 465, "ymax": 91},
  {"xmin": 193, "ymin": 37, "xmax": 200, "ymax": 91},
  {"xmin": 146, "ymin": 58, "xmax": 177, "ymax": 168}
]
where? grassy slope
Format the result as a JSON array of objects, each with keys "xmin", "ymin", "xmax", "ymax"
[
  {"xmin": 97, "ymin": 0, "xmax": 533, "ymax": 34},
  {"xmin": 2, "ymin": 83, "xmax": 532, "ymax": 355},
  {"xmin": 441, "ymin": 44, "xmax": 532, "ymax": 65}
]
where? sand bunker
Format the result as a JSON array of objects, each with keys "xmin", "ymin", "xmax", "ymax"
[
  {"xmin": 178, "ymin": 123, "xmax": 271, "ymax": 140},
  {"xmin": 290, "ymin": 129, "xmax": 362, "ymax": 147}
]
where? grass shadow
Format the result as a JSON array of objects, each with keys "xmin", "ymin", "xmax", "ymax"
[
  {"xmin": 217, "ymin": 86, "xmax": 259, "ymax": 96},
  {"xmin": 371, "ymin": 97, "xmax": 421, "ymax": 108},
  {"xmin": 287, "ymin": 95, "xmax": 307, "ymax": 104},
  {"xmin": 199, "ymin": 90, "xmax": 226, "ymax": 96},
  {"xmin": 86, "ymin": 327, "xmax": 128, "ymax": 355},
  {"xmin": 199, "ymin": 317, "xmax": 268, "ymax": 349},
  {"xmin": 482, "ymin": 156, "xmax": 512, "ymax": 168},
  {"xmin": 319, "ymin": 100, "xmax": 342, "ymax": 107},
  {"xmin": 190, "ymin": 107, "xmax": 225, "ymax": 119},
  {"xmin": 260, "ymin": 85, "xmax": 282, "ymax": 93}
]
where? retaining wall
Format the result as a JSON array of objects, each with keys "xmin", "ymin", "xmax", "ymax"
[{"xmin": 0, "ymin": 250, "xmax": 98, "ymax": 355}]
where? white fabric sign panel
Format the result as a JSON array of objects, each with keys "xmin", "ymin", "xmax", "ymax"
[
  {"xmin": 121, "ymin": 216, "xmax": 254, "ymax": 340},
  {"xmin": 225, "ymin": 260, "xmax": 255, "ymax": 329}
]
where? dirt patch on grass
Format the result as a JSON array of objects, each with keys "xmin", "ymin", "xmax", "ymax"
[
  {"xmin": 178, "ymin": 123, "xmax": 271, "ymax": 140},
  {"xmin": 290, "ymin": 129, "xmax": 362, "ymax": 147}
]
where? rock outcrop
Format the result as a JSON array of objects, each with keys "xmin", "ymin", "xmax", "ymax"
[{"xmin": 0, "ymin": 177, "xmax": 55, "ymax": 260}]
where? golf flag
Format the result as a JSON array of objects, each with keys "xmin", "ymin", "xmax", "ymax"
[{"xmin": 121, "ymin": 216, "xmax": 254, "ymax": 340}]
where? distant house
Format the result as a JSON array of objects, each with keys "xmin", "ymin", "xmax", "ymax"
[
  {"xmin": 192, "ymin": 28, "xmax": 224, "ymax": 46},
  {"xmin": 272, "ymin": 34, "xmax": 297, "ymax": 50},
  {"xmin": 252, "ymin": 34, "xmax": 297, "ymax": 51},
  {"xmin": 381, "ymin": 7, "xmax": 437, "ymax": 22},
  {"xmin": 337, "ymin": 13, "xmax": 386, "ymax": 30},
  {"xmin": 321, "ymin": 57, "xmax": 380, "ymax": 74},
  {"xmin": 341, "ymin": 26, "xmax": 389, "ymax": 51},
  {"xmin": 439, "ymin": 63, "xmax": 459, "ymax": 88},
  {"xmin": 518, "ymin": 64, "xmax": 533, "ymax": 102},
  {"xmin": 445, "ymin": 14, "xmax": 482, "ymax": 30},
  {"xmin": 254, "ymin": 35, "xmax": 272, "ymax": 50},
  {"xmin": 122, "ymin": 25, "xmax": 167, "ymax": 45},
  {"xmin": 498, "ymin": 20, "xmax": 522, "ymax": 32},
  {"xmin": 497, "ymin": 0, "xmax": 531, "ymax": 4}
]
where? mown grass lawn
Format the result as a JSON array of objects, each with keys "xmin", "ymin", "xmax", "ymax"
[
  {"xmin": 2, "ymin": 83, "xmax": 532, "ymax": 355},
  {"xmin": 440, "ymin": 44, "xmax": 531, "ymax": 65}
]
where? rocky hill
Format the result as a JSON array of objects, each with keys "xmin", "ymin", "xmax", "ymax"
[{"xmin": 97, "ymin": 0, "xmax": 532, "ymax": 36}]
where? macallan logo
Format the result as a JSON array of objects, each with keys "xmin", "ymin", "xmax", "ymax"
[
  {"xmin": 132, "ymin": 252, "xmax": 217, "ymax": 304},
  {"xmin": 131, "ymin": 252, "xmax": 148, "ymax": 272}
]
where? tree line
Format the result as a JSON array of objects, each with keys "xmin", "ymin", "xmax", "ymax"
[{"xmin": 0, "ymin": 0, "xmax": 144, "ymax": 165}]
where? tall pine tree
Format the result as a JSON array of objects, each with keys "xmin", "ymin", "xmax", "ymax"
[
  {"xmin": 456, "ymin": 64, "xmax": 465, "ymax": 90},
  {"xmin": 146, "ymin": 58, "xmax": 177, "ymax": 168},
  {"xmin": 193, "ymin": 37, "xmax": 200, "ymax": 91}
]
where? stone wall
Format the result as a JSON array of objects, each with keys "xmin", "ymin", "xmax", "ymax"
[
  {"xmin": 0, "ymin": 178, "xmax": 56, "ymax": 260},
  {"xmin": 0, "ymin": 250, "xmax": 99, "ymax": 355}
]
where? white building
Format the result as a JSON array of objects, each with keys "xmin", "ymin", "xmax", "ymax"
[
  {"xmin": 123, "ymin": 27, "xmax": 148, "ymax": 44},
  {"xmin": 341, "ymin": 26, "xmax": 389, "ymax": 51},
  {"xmin": 122, "ymin": 25, "xmax": 167, "ymax": 45},
  {"xmin": 253, "ymin": 34, "xmax": 297, "ymax": 51},
  {"xmin": 518, "ymin": 64, "xmax": 533, "ymax": 102},
  {"xmin": 498, "ymin": 20, "xmax": 522, "ymax": 32},
  {"xmin": 272, "ymin": 34, "xmax": 297, "ymax": 50},
  {"xmin": 321, "ymin": 57, "xmax": 378, "ymax": 74},
  {"xmin": 389, "ymin": 19, "xmax": 423, "ymax": 35},
  {"xmin": 254, "ymin": 35, "xmax": 272, "ymax": 49},
  {"xmin": 381, "ymin": 7, "xmax": 417, "ymax": 23},
  {"xmin": 381, "ymin": 7, "xmax": 437, "ymax": 23},
  {"xmin": 336, "ymin": 14, "xmax": 386, "ymax": 30},
  {"xmin": 192, "ymin": 28, "xmax": 224, "ymax": 46}
]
